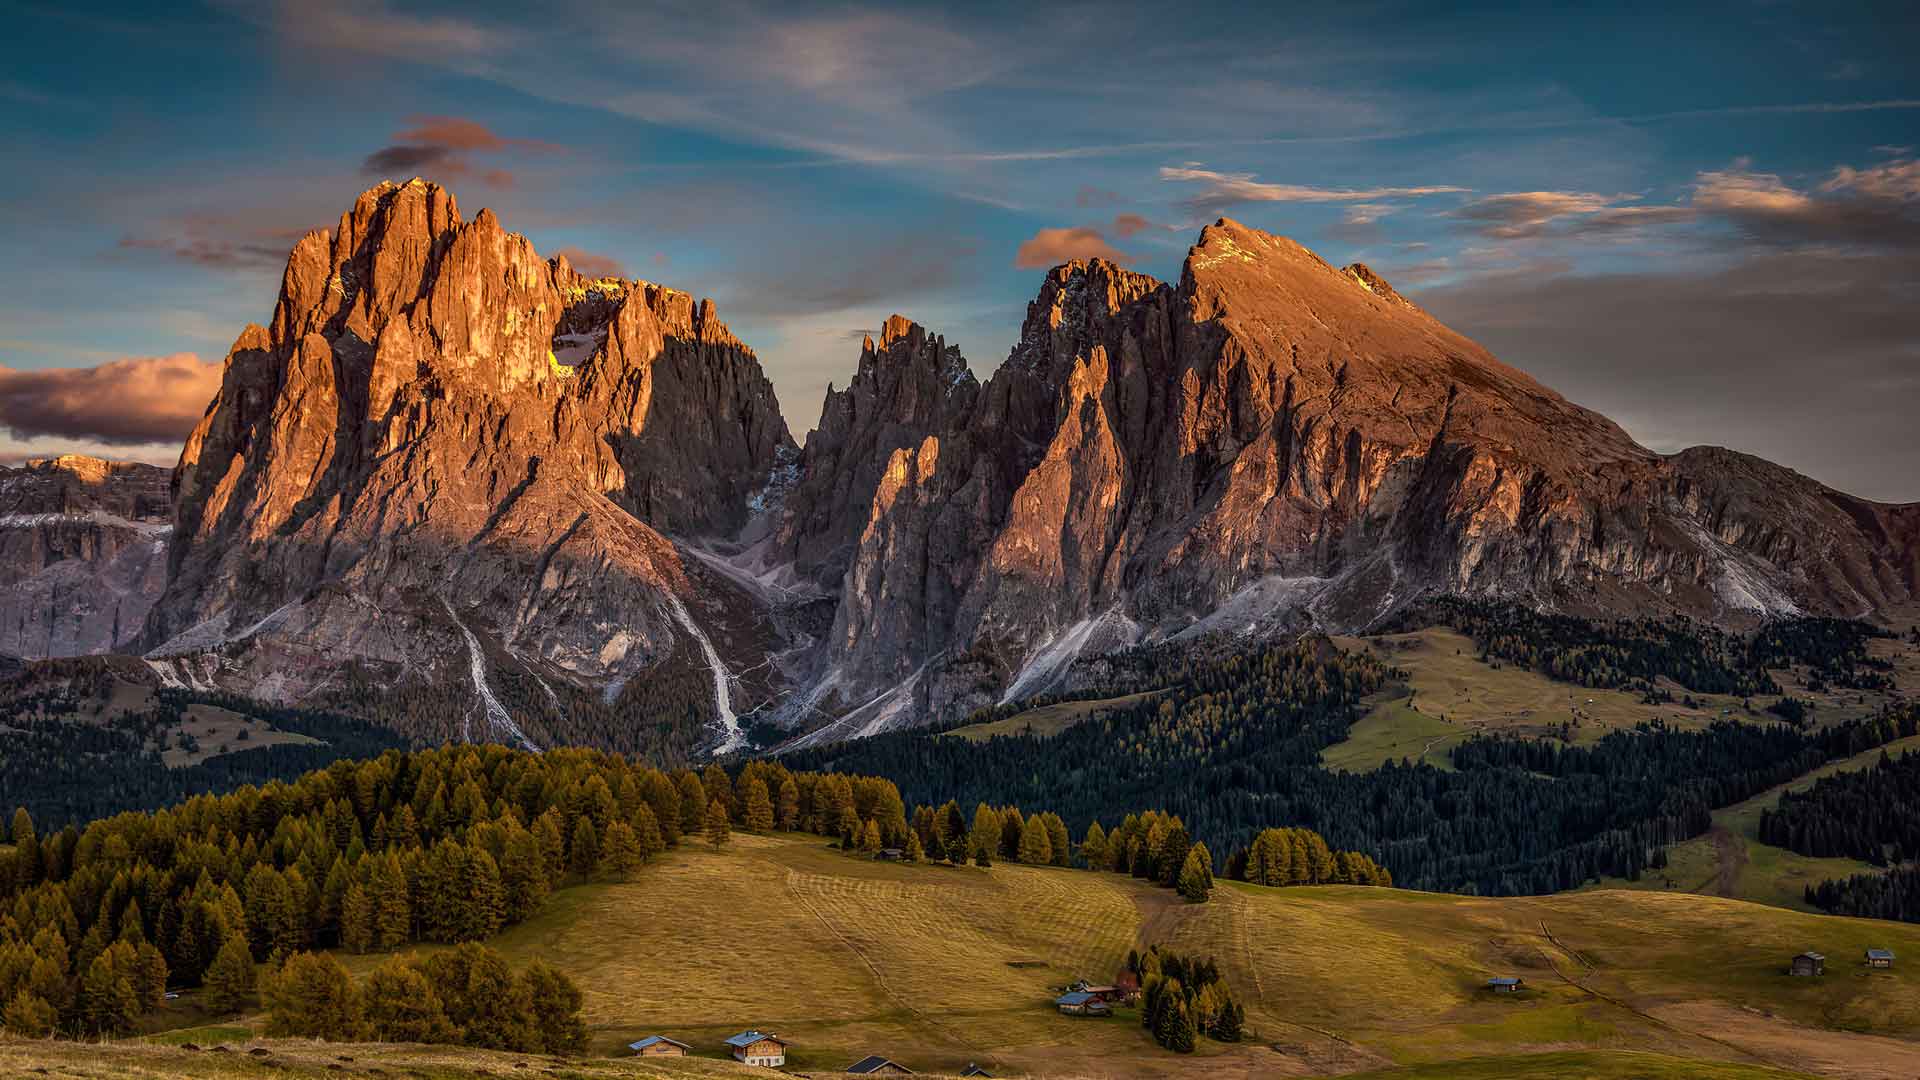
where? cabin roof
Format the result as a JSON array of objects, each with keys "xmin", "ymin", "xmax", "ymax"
[
  {"xmin": 627, "ymin": 1036, "xmax": 689, "ymax": 1051},
  {"xmin": 725, "ymin": 1030, "xmax": 787, "ymax": 1048},
  {"xmin": 1868, "ymin": 948, "xmax": 1896, "ymax": 960},
  {"xmin": 1487, "ymin": 977, "xmax": 1522, "ymax": 986},
  {"xmin": 1798, "ymin": 951, "xmax": 1826, "ymax": 961},
  {"xmin": 1056, "ymin": 991, "xmax": 1098, "ymax": 1005},
  {"xmin": 846, "ymin": 1055, "xmax": 913, "ymax": 1073}
]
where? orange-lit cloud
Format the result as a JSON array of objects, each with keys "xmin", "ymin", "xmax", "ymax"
[
  {"xmin": 0, "ymin": 353, "xmax": 219, "ymax": 445},
  {"xmin": 1014, "ymin": 226, "xmax": 1130, "ymax": 269},
  {"xmin": 552, "ymin": 246, "xmax": 627, "ymax": 279},
  {"xmin": 361, "ymin": 115, "xmax": 558, "ymax": 190}
]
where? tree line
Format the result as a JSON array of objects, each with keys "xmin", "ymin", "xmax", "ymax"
[
  {"xmin": 0, "ymin": 739, "xmax": 1382, "ymax": 1043},
  {"xmin": 1394, "ymin": 599, "xmax": 1898, "ymax": 698},
  {"xmin": 792, "ymin": 638, "xmax": 1916, "ymax": 896},
  {"xmin": 1760, "ymin": 740, "xmax": 1920, "ymax": 866},
  {"xmin": 0, "ymin": 684, "xmax": 404, "ymax": 832}
]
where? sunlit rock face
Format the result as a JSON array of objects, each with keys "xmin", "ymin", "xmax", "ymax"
[
  {"xmin": 771, "ymin": 219, "xmax": 1920, "ymax": 743},
  {"xmin": 136, "ymin": 187, "xmax": 1920, "ymax": 747},
  {"xmin": 144, "ymin": 179, "xmax": 792, "ymax": 750}
]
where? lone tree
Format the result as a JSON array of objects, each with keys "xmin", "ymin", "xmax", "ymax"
[
  {"xmin": 705, "ymin": 798, "xmax": 732, "ymax": 850},
  {"xmin": 1178, "ymin": 842, "xmax": 1215, "ymax": 902}
]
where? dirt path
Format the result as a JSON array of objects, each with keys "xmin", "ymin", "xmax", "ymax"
[
  {"xmin": 1707, "ymin": 825, "xmax": 1749, "ymax": 898},
  {"xmin": 1537, "ymin": 920, "xmax": 1775, "ymax": 1067}
]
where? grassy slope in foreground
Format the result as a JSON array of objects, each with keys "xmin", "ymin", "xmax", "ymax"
[
  {"xmin": 0, "ymin": 1041, "xmax": 1828, "ymax": 1080},
  {"xmin": 288, "ymin": 833, "xmax": 1920, "ymax": 1079}
]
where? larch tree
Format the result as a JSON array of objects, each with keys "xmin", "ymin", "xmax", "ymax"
[{"xmin": 704, "ymin": 799, "xmax": 732, "ymax": 850}]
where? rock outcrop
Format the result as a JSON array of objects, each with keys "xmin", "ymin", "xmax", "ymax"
[
  {"xmin": 765, "ymin": 220, "xmax": 1920, "ymax": 743},
  {"xmin": 0, "ymin": 455, "xmax": 172, "ymax": 658},
  {"xmin": 143, "ymin": 180, "xmax": 792, "ymax": 750}
]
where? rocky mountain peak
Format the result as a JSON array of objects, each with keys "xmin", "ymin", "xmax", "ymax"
[{"xmin": 143, "ymin": 181, "xmax": 793, "ymax": 746}]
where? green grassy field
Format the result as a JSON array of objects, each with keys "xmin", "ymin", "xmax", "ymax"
[
  {"xmin": 237, "ymin": 832, "xmax": 1920, "ymax": 1079},
  {"xmin": 945, "ymin": 691, "xmax": 1163, "ymax": 742},
  {"xmin": 1322, "ymin": 628, "xmax": 1919, "ymax": 775}
]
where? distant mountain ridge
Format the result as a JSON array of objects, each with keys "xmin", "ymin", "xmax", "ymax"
[
  {"xmin": 0, "ymin": 454, "xmax": 171, "ymax": 658},
  {"xmin": 9, "ymin": 180, "xmax": 1914, "ymax": 751}
]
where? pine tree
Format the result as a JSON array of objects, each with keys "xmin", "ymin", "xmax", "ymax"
[
  {"xmin": 676, "ymin": 772, "xmax": 707, "ymax": 835},
  {"xmin": 1018, "ymin": 815, "xmax": 1053, "ymax": 865},
  {"xmin": 738, "ymin": 778, "xmax": 771, "ymax": 832},
  {"xmin": 969, "ymin": 804, "xmax": 1001, "ymax": 867},
  {"xmin": 203, "ymin": 933, "xmax": 255, "ymax": 1013},
  {"xmin": 134, "ymin": 941, "xmax": 169, "ymax": 1010},
  {"xmin": 9, "ymin": 808, "xmax": 37, "ymax": 887},
  {"xmin": 1212, "ymin": 997, "xmax": 1244, "ymax": 1042},
  {"xmin": 705, "ymin": 799, "xmax": 732, "ymax": 850},
  {"xmin": 1178, "ymin": 843, "xmax": 1215, "ymax": 903},
  {"xmin": 1164, "ymin": 993, "xmax": 1197, "ymax": 1052},
  {"xmin": 599, "ymin": 821, "xmax": 644, "ymax": 881},
  {"xmin": 520, "ymin": 958, "xmax": 587, "ymax": 1055},
  {"xmin": 904, "ymin": 831, "xmax": 925, "ymax": 863},
  {"xmin": 569, "ymin": 818, "xmax": 600, "ymax": 880},
  {"xmin": 79, "ymin": 952, "xmax": 139, "ymax": 1035},
  {"xmin": 340, "ymin": 884, "xmax": 375, "ymax": 954},
  {"xmin": 362, "ymin": 957, "xmax": 457, "ymax": 1044},
  {"xmin": 371, "ymin": 857, "xmax": 412, "ymax": 950},
  {"xmin": 1042, "ymin": 812, "xmax": 1071, "ymax": 867},
  {"xmin": 776, "ymin": 777, "xmax": 801, "ymax": 831},
  {"xmin": 860, "ymin": 818, "xmax": 883, "ymax": 853},
  {"xmin": 500, "ymin": 829, "xmax": 550, "ymax": 923},
  {"xmin": 264, "ymin": 951, "xmax": 361, "ymax": 1039},
  {"xmin": 1082, "ymin": 821, "xmax": 1110, "ymax": 870},
  {"xmin": 2, "ymin": 990, "xmax": 55, "ymax": 1038}
]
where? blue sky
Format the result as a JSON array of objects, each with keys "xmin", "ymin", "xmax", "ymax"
[{"xmin": 2, "ymin": 1, "xmax": 1917, "ymax": 498}]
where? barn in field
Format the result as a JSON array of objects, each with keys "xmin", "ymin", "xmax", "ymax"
[
  {"xmin": 1867, "ymin": 948, "xmax": 1895, "ymax": 969},
  {"xmin": 1791, "ymin": 952, "xmax": 1825, "ymax": 977},
  {"xmin": 845, "ymin": 1055, "xmax": 914, "ymax": 1074},
  {"xmin": 1486, "ymin": 977, "xmax": 1523, "ymax": 993},
  {"xmin": 724, "ymin": 1030, "xmax": 789, "ymax": 1067},
  {"xmin": 626, "ymin": 1035, "xmax": 689, "ymax": 1057}
]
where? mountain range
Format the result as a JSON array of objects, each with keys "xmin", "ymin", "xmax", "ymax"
[{"xmin": 11, "ymin": 179, "xmax": 1917, "ymax": 751}]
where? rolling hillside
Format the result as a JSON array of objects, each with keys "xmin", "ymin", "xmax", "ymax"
[{"xmin": 138, "ymin": 832, "xmax": 1920, "ymax": 1080}]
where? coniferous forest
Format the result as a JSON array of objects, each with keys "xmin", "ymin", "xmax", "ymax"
[
  {"xmin": 793, "ymin": 638, "xmax": 1920, "ymax": 895},
  {"xmin": 0, "ymin": 741, "xmax": 1375, "ymax": 1043}
]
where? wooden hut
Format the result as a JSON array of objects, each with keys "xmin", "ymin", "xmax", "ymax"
[
  {"xmin": 846, "ymin": 1055, "xmax": 914, "ymax": 1074},
  {"xmin": 1867, "ymin": 948, "xmax": 1895, "ymax": 969},
  {"xmin": 1791, "ymin": 952, "xmax": 1825, "ymax": 977},
  {"xmin": 724, "ymin": 1031, "xmax": 789, "ymax": 1067},
  {"xmin": 1055, "ymin": 990, "xmax": 1111, "ymax": 1016},
  {"xmin": 627, "ymin": 1036, "xmax": 689, "ymax": 1057},
  {"xmin": 1487, "ymin": 977, "xmax": 1523, "ymax": 993}
]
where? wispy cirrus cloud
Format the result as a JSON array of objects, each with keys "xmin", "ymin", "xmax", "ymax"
[
  {"xmin": 1160, "ymin": 165, "xmax": 1467, "ymax": 214},
  {"xmin": 1450, "ymin": 191, "xmax": 1696, "ymax": 240},
  {"xmin": 0, "ymin": 353, "xmax": 219, "ymax": 446}
]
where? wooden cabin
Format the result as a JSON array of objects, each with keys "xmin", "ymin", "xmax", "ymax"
[
  {"xmin": 1867, "ymin": 948, "xmax": 1895, "ymax": 969},
  {"xmin": 1791, "ymin": 952, "xmax": 1825, "ymax": 977},
  {"xmin": 627, "ymin": 1036, "xmax": 689, "ymax": 1057},
  {"xmin": 724, "ymin": 1031, "xmax": 789, "ymax": 1067},
  {"xmin": 846, "ymin": 1055, "xmax": 914, "ymax": 1074},
  {"xmin": 1055, "ymin": 990, "xmax": 1111, "ymax": 1016},
  {"xmin": 959, "ymin": 1065, "xmax": 994, "ymax": 1077},
  {"xmin": 1487, "ymin": 977, "xmax": 1523, "ymax": 993}
]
